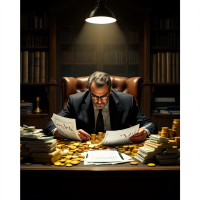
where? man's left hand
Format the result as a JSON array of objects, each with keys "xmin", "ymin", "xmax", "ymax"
[{"xmin": 129, "ymin": 128, "xmax": 146, "ymax": 143}]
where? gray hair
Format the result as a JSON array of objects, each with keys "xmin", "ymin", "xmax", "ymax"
[{"xmin": 87, "ymin": 71, "xmax": 112, "ymax": 90}]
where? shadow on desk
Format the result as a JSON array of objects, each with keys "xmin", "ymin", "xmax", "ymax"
[{"xmin": 21, "ymin": 163, "xmax": 180, "ymax": 200}]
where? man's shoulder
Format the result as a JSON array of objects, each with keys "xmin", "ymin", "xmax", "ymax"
[
  {"xmin": 112, "ymin": 89, "xmax": 133, "ymax": 99},
  {"xmin": 70, "ymin": 90, "xmax": 89, "ymax": 101}
]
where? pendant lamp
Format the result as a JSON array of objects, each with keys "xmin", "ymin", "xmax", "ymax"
[{"xmin": 85, "ymin": 0, "xmax": 117, "ymax": 24}]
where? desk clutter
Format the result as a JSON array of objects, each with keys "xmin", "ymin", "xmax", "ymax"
[{"xmin": 20, "ymin": 124, "xmax": 180, "ymax": 167}]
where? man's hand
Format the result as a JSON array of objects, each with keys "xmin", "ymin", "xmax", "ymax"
[
  {"xmin": 129, "ymin": 128, "xmax": 146, "ymax": 143},
  {"xmin": 77, "ymin": 129, "xmax": 91, "ymax": 141},
  {"xmin": 54, "ymin": 129, "xmax": 67, "ymax": 139}
]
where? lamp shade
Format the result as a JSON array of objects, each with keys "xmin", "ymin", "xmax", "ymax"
[{"xmin": 85, "ymin": 0, "xmax": 116, "ymax": 24}]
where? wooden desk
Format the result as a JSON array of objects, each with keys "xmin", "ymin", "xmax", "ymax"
[{"xmin": 21, "ymin": 162, "xmax": 180, "ymax": 200}]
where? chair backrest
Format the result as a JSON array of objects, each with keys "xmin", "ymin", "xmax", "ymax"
[{"xmin": 60, "ymin": 76, "xmax": 143, "ymax": 109}]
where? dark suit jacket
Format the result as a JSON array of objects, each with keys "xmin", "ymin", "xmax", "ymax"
[{"xmin": 44, "ymin": 89, "xmax": 158, "ymax": 135}]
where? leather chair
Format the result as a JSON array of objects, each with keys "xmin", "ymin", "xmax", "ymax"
[{"xmin": 60, "ymin": 76, "xmax": 143, "ymax": 109}]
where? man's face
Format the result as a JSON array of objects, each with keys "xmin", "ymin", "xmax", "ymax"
[{"xmin": 89, "ymin": 82, "xmax": 112, "ymax": 109}]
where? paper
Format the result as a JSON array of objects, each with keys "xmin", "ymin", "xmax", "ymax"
[
  {"xmin": 51, "ymin": 113, "xmax": 81, "ymax": 141},
  {"xmin": 101, "ymin": 124, "xmax": 140, "ymax": 145},
  {"xmin": 83, "ymin": 149, "xmax": 134, "ymax": 165}
]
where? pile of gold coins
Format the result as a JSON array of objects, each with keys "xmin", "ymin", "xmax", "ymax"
[{"xmin": 54, "ymin": 133, "xmax": 145, "ymax": 167}]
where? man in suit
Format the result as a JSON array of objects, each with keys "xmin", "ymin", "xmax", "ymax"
[{"xmin": 44, "ymin": 71, "xmax": 158, "ymax": 142}]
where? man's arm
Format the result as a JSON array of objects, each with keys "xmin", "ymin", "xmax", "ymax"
[
  {"xmin": 43, "ymin": 96, "xmax": 75, "ymax": 136},
  {"xmin": 129, "ymin": 96, "xmax": 158, "ymax": 142}
]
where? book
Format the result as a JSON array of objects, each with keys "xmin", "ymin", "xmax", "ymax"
[
  {"xmin": 152, "ymin": 54, "xmax": 157, "ymax": 83},
  {"xmin": 33, "ymin": 151, "xmax": 62, "ymax": 164},
  {"xmin": 176, "ymin": 52, "xmax": 180, "ymax": 83},
  {"xmin": 26, "ymin": 139, "xmax": 57, "ymax": 148},
  {"xmin": 153, "ymin": 97, "xmax": 176, "ymax": 102},
  {"xmin": 156, "ymin": 158, "xmax": 178, "ymax": 165},
  {"xmin": 157, "ymin": 52, "xmax": 161, "ymax": 83},
  {"xmin": 40, "ymin": 52, "xmax": 45, "ymax": 83},
  {"xmin": 29, "ymin": 146, "xmax": 56, "ymax": 153},
  {"xmin": 22, "ymin": 51, "xmax": 29, "ymax": 83},
  {"xmin": 45, "ymin": 52, "xmax": 49, "ymax": 83},
  {"xmin": 166, "ymin": 52, "xmax": 171, "ymax": 83},
  {"xmin": 28, "ymin": 52, "xmax": 34, "ymax": 83},
  {"xmin": 155, "ymin": 154, "xmax": 178, "ymax": 160},
  {"xmin": 161, "ymin": 52, "xmax": 166, "ymax": 83},
  {"xmin": 20, "ymin": 52, "xmax": 22, "ymax": 83},
  {"xmin": 31, "ymin": 149, "xmax": 60, "ymax": 159},
  {"xmin": 34, "ymin": 51, "xmax": 40, "ymax": 83}
]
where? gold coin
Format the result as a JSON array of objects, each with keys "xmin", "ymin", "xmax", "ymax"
[
  {"xmin": 123, "ymin": 145, "xmax": 128, "ymax": 149},
  {"xmin": 66, "ymin": 164, "xmax": 72, "ymax": 167},
  {"xmin": 74, "ymin": 143, "xmax": 80, "ymax": 146},
  {"xmin": 148, "ymin": 163, "xmax": 155, "ymax": 167},
  {"xmin": 79, "ymin": 155, "xmax": 85, "ymax": 158},
  {"xmin": 89, "ymin": 144, "xmax": 94, "ymax": 148},
  {"xmin": 88, "ymin": 149, "xmax": 94, "ymax": 151},
  {"xmin": 130, "ymin": 162, "xmax": 138, "ymax": 165},
  {"xmin": 54, "ymin": 162, "xmax": 61, "ymax": 166},
  {"xmin": 67, "ymin": 151, "xmax": 73, "ymax": 155},
  {"xmin": 70, "ymin": 149, "xmax": 76, "ymax": 152},
  {"xmin": 65, "ymin": 160, "xmax": 72, "ymax": 164},
  {"xmin": 71, "ymin": 161, "xmax": 79, "ymax": 165},
  {"xmin": 71, "ymin": 156, "xmax": 78, "ymax": 159},
  {"xmin": 124, "ymin": 151, "xmax": 131, "ymax": 154},
  {"xmin": 59, "ymin": 159, "xmax": 66, "ymax": 162},
  {"xmin": 132, "ymin": 153, "xmax": 138, "ymax": 156},
  {"xmin": 25, "ymin": 163, "xmax": 32, "ymax": 165},
  {"xmin": 84, "ymin": 149, "xmax": 88, "ymax": 152},
  {"xmin": 70, "ymin": 146, "xmax": 76, "ymax": 149},
  {"xmin": 76, "ymin": 158, "xmax": 82, "ymax": 161},
  {"xmin": 132, "ymin": 149, "xmax": 138, "ymax": 153},
  {"xmin": 60, "ymin": 163, "xmax": 65, "ymax": 166},
  {"xmin": 86, "ymin": 141, "xmax": 91, "ymax": 145}
]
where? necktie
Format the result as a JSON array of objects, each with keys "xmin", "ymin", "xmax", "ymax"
[{"xmin": 95, "ymin": 109, "xmax": 104, "ymax": 134}]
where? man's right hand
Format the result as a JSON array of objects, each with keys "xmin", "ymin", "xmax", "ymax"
[{"xmin": 54, "ymin": 129, "xmax": 66, "ymax": 139}]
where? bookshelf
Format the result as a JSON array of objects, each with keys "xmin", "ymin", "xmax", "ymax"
[
  {"xmin": 20, "ymin": 2, "xmax": 57, "ymax": 129},
  {"xmin": 147, "ymin": 1, "xmax": 180, "ymax": 130}
]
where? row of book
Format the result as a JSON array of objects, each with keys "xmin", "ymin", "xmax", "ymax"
[
  {"xmin": 152, "ymin": 14, "xmax": 180, "ymax": 29},
  {"xmin": 104, "ymin": 50, "xmax": 126, "ymax": 63},
  {"xmin": 128, "ymin": 29, "xmax": 139, "ymax": 43},
  {"xmin": 73, "ymin": 50, "xmax": 97, "ymax": 63},
  {"xmin": 152, "ymin": 32, "xmax": 180, "ymax": 47},
  {"xmin": 20, "ymin": 51, "xmax": 49, "ymax": 83},
  {"xmin": 151, "ymin": 97, "xmax": 180, "ymax": 114},
  {"xmin": 61, "ymin": 51, "xmax": 72, "ymax": 63},
  {"xmin": 21, "ymin": 34, "xmax": 49, "ymax": 47},
  {"xmin": 134, "ymin": 134, "xmax": 180, "ymax": 165},
  {"xmin": 128, "ymin": 49, "xmax": 139, "ymax": 63},
  {"xmin": 21, "ymin": 11, "xmax": 49, "ymax": 29},
  {"xmin": 151, "ymin": 52, "xmax": 180, "ymax": 83}
]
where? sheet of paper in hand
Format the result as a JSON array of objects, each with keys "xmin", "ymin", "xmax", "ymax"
[
  {"xmin": 101, "ymin": 124, "xmax": 140, "ymax": 145},
  {"xmin": 51, "ymin": 113, "xmax": 81, "ymax": 141}
]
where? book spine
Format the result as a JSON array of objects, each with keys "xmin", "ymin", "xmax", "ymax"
[
  {"xmin": 28, "ymin": 52, "xmax": 32, "ymax": 83},
  {"xmin": 34, "ymin": 51, "xmax": 40, "ymax": 83},
  {"xmin": 22, "ymin": 51, "xmax": 29, "ymax": 83},
  {"xmin": 157, "ymin": 52, "xmax": 161, "ymax": 83},
  {"xmin": 45, "ymin": 52, "xmax": 49, "ymax": 83},
  {"xmin": 152, "ymin": 53, "xmax": 157, "ymax": 83},
  {"xmin": 40, "ymin": 52, "xmax": 45, "ymax": 83},
  {"xmin": 20, "ymin": 51, "xmax": 22, "ymax": 83},
  {"xmin": 166, "ymin": 52, "xmax": 172, "ymax": 83},
  {"xmin": 172, "ymin": 52, "xmax": 176, "ymax": 83},
  {"xmin": 175, "ymin": 52, "xmax": 180, "ymax": 83},
  {"xmin": 161, "ymin": 52, "xmax": 166, "ymax": 83}
]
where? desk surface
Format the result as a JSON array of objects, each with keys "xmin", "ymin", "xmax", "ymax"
[{"xmin": 20, "ymin": 161, "xmax": 180, "ymax": 171}]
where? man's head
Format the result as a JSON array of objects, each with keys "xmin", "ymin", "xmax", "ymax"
[{"xmin": 87, "ymin": 71, "xmax": 112, "ymax": 109}]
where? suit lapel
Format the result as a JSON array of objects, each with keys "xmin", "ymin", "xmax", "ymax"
[
  {"xmin": 81, "ymin": 94, "xmax": 95, "ymax": 134},
  {"xmin": 109, "ymin": 91, "xmax": 122, "ymax": 130}
]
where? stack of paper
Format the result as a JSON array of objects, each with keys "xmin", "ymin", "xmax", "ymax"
[{"xmin": 82, "ymin": 149, "xmax": 134, "ymax": 165}]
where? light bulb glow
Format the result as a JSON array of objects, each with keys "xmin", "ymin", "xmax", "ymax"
[{"xmin": 85, "ymin": 16, "xmax": 116, "ymax": 24}]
